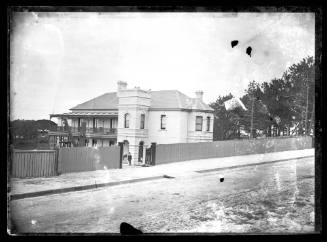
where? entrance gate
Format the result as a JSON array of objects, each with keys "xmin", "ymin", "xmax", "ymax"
[{"xmin": 145, "ymin": 142, "xmax": 156, "ymax": 166}]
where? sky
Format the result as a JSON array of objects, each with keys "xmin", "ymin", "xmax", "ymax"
[{"xmin": 10, "ymin": 12, "xmax": 315, "ymax": 120}]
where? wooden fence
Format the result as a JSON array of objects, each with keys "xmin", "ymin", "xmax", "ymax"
[
  {"xmin": 58, "ymin": 146, "xmax": 121, "ymax": 174},
  {"xmin": 11, "ymin": 146, "xmax": 122, "ymax": 178},
  {"xmin": 155, "ymin": 136, "xmax": 313, "ymax": 165},
  {"xmin": 11, "ymin": 150, "xmax": 58, "ymax": 178}
]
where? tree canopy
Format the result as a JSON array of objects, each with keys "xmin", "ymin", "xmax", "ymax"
[{"xmin": 210, "ymin": 56, "xmax": 315, "ymax": 140}]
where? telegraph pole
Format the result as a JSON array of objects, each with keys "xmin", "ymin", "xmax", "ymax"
[
  {"xmin": 309, "ymin": 101, "xmax": 315, "ymax": 136},
  {"xmin": 250, "ymin": 96, "xmax": 255, "ymax": 139}
]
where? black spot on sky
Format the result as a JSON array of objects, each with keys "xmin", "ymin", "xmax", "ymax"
[
  {"xmin": 231, "ymin": 40, "xmax": 239, "ymax": 48},
  {"xmin": 246, "ymin": 46, "xmax": 252, "ymax": 57}
]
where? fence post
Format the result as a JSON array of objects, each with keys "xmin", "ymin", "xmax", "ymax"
[
  {"xmin": 151, "ymin": 142, "xmax": 156, "ymax": 166},
  {"xmin": 54, "ymin": 148, "xmax": 59, "ymax": 176},
  {"xmin": 57, "ymin": 148, "xmax": 63, "ymax": 175},
  {"xmin": 118, "ymin": 142, "xmax": 124, "ymax": 169}
]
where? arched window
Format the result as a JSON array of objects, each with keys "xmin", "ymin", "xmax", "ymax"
[
  {"xmin": 140, "ymin": 114, "xmax": 145, "ymax": 129},
  {"xmin": 124, "ymin": 113, "xmax": 130, "ymax": 128}
]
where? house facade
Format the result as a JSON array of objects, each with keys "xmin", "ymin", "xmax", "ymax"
[{"xmin": 49, "ymin": 81, "xmax": 214, "ymax": 165}]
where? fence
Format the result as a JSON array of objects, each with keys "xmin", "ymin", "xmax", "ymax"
[
  {"xmin": 11, "ymin": 146, "xmax": 122, "ymax": 178},
  {"xmin": 11, "ymin": 150, "xmax": 58, "ymax": 178},
  {"xmin": 58, "ymin": 146, "xmax": 121, "ymax": 174},
  {"xmin": 155, "ymin": 136, "xmax": 313, "ymax": 165}
]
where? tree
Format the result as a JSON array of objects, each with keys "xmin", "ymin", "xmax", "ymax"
[
  {"xmin": 260, "ymin": 78, "xmax": 295, "ymax": 136},
  {"xmin": 10, "ymin": 119, "xmax": 58, "ymax": 149},
  {"xmin": 210, "ymin": 94, "xmax": 243, "ymax": 140},
  {"xmin": 210, "ymin": 56, "xmax": 315, "ymax": 140},
  {"xmin": 283, "ymin": 56, "xmax": 315, "ymax": 135},
  {"xmin": 239, "ymin": 81, "xmax": 271, "ymax": 138}
]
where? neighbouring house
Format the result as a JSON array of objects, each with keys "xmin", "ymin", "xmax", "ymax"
[{"xmin": 49, "ymin": 81, "xmax": 214, "ymax": 165}]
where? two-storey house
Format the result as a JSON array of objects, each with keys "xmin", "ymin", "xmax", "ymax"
[{"xmin": 49, "ymin": 81, "xmax": 214, "ymax": 165}]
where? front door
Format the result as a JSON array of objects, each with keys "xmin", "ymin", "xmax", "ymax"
[
  {"xmin": 145, "ymin": 147, "xmax": 151, "ymax": 165},
  {"xmin": 138, "ymin": 142, "xmax": 144, "ymax": 162}
]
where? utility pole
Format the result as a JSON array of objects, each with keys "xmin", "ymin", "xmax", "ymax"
[
  {"xmin": 305, "ymin": 75, "xmax": 310, "ymax": 135},
  {"xmin": 250, "ymin": 96, "xmax": 255, "ymax": 139},
  {"xmin": 309, "ymin": 101, "xmax": 315, "ymax": 137}
]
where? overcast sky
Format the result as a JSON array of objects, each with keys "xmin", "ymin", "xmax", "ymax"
[{"xmin": 10, "ymin": 12, "xmax": 315, "ymax": 120}]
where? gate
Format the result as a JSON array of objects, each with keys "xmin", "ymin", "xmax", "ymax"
[
  {"xmin": 145, "ymin": 142, "xmax": 156, "ymax": 166},
  {"xmin": 145, "ymin": 147, "xmax": 153, "ymax": 165}
]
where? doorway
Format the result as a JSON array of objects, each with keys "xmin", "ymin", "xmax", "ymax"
[{"xmin": 138, "ymin": 141, "xmax": 144, "ymax": 163}]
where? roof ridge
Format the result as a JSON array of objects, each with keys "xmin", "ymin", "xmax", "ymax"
[
  {"xmin": 150, "ymin": 89, "xmax": 179, "ymax": 92},
  {"xmin": 70, "ymin": 92, "xmax": 117, "ymax": 110},
  {"xmin": 68, "ymin": 89, "xmax": 213, "ymax": 111}
]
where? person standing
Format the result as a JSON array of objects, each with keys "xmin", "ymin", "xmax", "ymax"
[{"xmin": 127, "ymin": 152, "xmax": 132, "ymax": 166}]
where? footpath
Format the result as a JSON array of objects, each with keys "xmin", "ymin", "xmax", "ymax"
[{"xmin": 9, "ymin": 149, "xmax": 314, "ymax": 200}]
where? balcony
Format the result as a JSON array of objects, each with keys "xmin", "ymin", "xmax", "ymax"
[
  {"xmin": 91, "ymin": 127, "xmax": 117, "ymax": 135},
  {"xmin": 56, "ymin": 126, "xmax": 117, "ymax": 135}
]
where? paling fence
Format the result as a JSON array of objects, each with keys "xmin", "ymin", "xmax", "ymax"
[
  {"xmin": 11, "ymin": 150, "xmax": 58, "ymax": 178},
  {"xmin": 11, "ymin": 146, "xmax": 121, "ymax": 178},
  {"xmin": 10, "ymin": 136, "xmax": 312, "ymax": 178},
  {"xmin": 155, "ymin": 136, "xmax": 313, "ymax": 165},
  {"xmin": 58, "ymin": 146, "xmax": 121, "ymax": 174}
]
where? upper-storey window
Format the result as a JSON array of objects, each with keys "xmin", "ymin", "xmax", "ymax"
[
  {"xmin": 195, "ymin": 116, "xmax": 203, "ymax": 131},
  {"xmin": 124, "ymin": 113, "xmax": 130, "ymax": 128},
  {"xmin": 161, "ymin": 115, "xmax": 167, "ymax": 130},
  {"xmin": 206, "ymin": 116, "xmax": 211, "ymax": 131},
  {"xmin": 140, "ymin": 114, "xmax": 145, "ymax": 129}
]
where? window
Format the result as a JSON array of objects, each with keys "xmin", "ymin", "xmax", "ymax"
[
  {"xmin": 206, "ymin": 117, "xmax": 211, "ymax": 131},
  {"xmin": 124, "ymin": 113, "xmax": 130, "ymax": 128},
  {"xmin": 196, "ymin": 116, "xmax": 203, "ymax": 131},
  {"xmin": 140, "ymin": 114, "xmax": 145, "ymax": 129},
  {"xmin": 161, "ymin": 115, "xmax": 167, "ymax": 130}
]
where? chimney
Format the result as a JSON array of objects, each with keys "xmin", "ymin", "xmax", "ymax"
[
  {"xmin": 117, "ymin": 81, "xmax": 127, "ymax": 91},
  {"xmin": 195, "ymin": 90, "xmax": 204, "ymax": 101}
]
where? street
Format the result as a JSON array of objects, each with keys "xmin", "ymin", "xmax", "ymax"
[{"xmin": 9, "ymin": 156, "xmax": 314, "ymax": 234}]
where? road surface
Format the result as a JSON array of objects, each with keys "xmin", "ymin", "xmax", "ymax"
[{"xmin": 9, "ymin": 156, "xmax": 314, "ymax": 234}]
